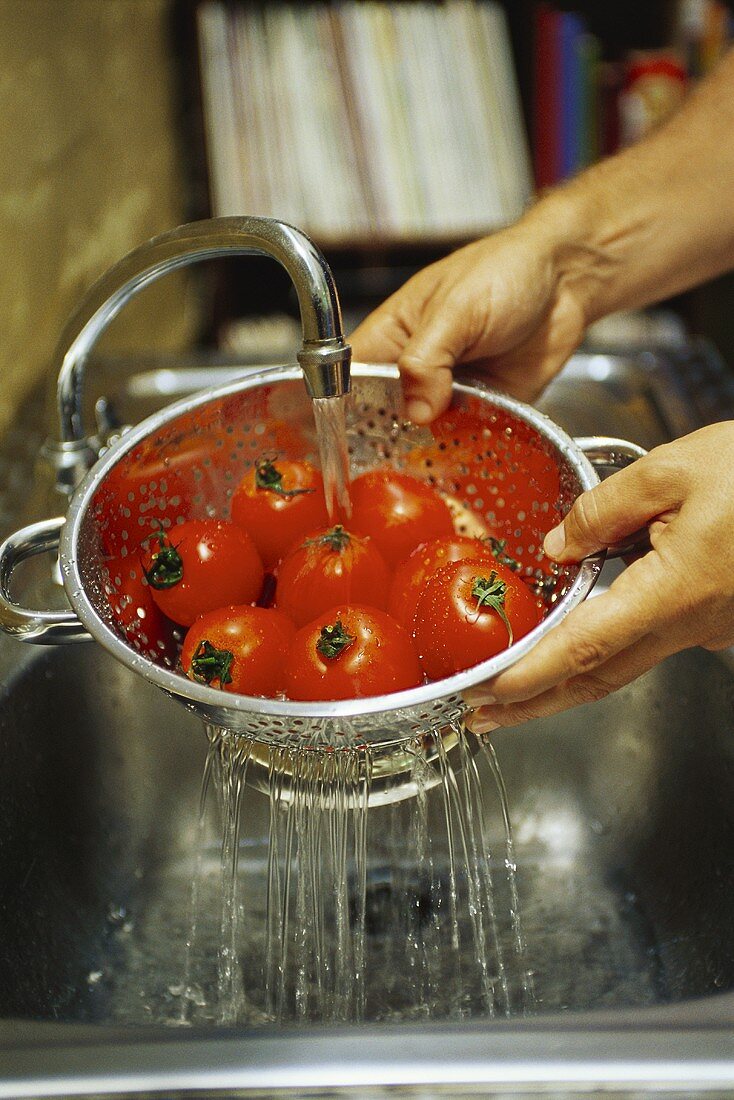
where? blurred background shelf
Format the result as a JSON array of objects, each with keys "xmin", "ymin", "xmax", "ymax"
[
  {"xmin": 196, "ymin": 1, "xmax": 532, "ymax": 244},
  {"xmin": 179, "ymin": 0, "xmax": 734, "ymax": 352}
]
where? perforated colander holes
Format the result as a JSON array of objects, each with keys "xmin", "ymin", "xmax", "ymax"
[
  {"xmin": 102, "ymin": 575, "xmax": 147, "ymax": 644},
  {"xmin": 409, "ymin": 701, "xmax": 465, "ymax": 740},
  {"xmin": 531, "ymin": 561, "xmax": 566, "ymax": 602},
  {"xmin": 347, "ymin": 410, "xmax": 405, "ymax": 471}
]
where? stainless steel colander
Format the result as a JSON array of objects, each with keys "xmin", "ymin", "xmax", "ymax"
[
  {"xmin": 0, "ymin": 218, "xmax": 645, "ymax": 799},
  {"xmin": 0, "ymin": 361, "xmax": 644, "ymax": 751}
]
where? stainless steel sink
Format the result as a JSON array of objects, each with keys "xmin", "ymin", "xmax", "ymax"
[{"xmin": 2, "ymin": 343, "xmax": 734, "ymax": 1097}]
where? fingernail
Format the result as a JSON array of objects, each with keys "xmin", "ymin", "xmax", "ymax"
[
  {"xmin": 405, "ymin": 398, "xmax": 433, "ymax": 424},
  {"xmin": 543, "ymin": 524, "xmax": 566, "ymax": 559},
  {"xmin": 464, "ymin": 689, "xmax": 496, "ymax": 708},
  {"xmin": 466, "ymin": 709, "xmax": 500, "ymax": 735}
]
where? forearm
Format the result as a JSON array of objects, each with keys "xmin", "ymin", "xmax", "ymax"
[{"xmin": 526, "ymin": 48, "xmax": 734, "ymax": 324}]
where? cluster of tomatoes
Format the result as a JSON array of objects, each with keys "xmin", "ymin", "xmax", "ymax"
[{"xmin": 105, "ymin": 449, "xmax": 545, "ymax": 702}]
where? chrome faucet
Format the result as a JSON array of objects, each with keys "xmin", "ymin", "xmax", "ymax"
[{"xmin": 42, "ymin": 217, "xmax": 352, "ymax": 494}]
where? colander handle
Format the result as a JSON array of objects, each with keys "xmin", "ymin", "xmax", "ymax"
[
  {"xmin": 574, "ymin": 436, "xmax": 650, "ymax": 559},
  {"xmin": 574, "ymin": 436, "xmax": 648, "ymax": 468},
  {"xmin": 0, "ymin": 517, "xmax": 92, "ymax": 643}
]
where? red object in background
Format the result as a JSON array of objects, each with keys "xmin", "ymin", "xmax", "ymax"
[
  {"xmin": 619, "ymin": 51, "xmax": 687, "ymax": 146},
  {"xmin": 534, "ymin": 2, "xmax": 562, "ymax": 190}
]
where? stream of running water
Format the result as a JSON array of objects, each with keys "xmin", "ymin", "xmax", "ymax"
[{"xmin": 170, "ymin": 720, "xmax": 534, "ymax": 1025}]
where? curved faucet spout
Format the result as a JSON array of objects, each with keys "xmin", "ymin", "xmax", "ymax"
[{"xmin": 45, "ymin": 217, "xmax": 351, "ymax": 492}]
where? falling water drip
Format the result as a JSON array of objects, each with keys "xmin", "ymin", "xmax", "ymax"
[
  {"xmin": 171, "ymin": 717, "xmax": 533, "ymax": 1026},
  {"xmin": 261, "ymin": 736, "xmax": 371, "ymax": 1022},
  {"xmin": 437, "ymin": 724, "xmax": 496, "ymax": 1017},
  {"xmin": 215, "ymin": 731, "xmax": 253, "ymax": 1024},
  {"xmin": 169, "ymin": 731, "xmax": 217, "ymax": 1026},
  {"xmin": 457, "ymin": 727, "xmax": 510, "ymax": 1016},
  {"xmin": 264, "ymin": 744, "xmax": 288, "ymax": 1020},
  {"xmin": 352, "ymin": 752, "xmax": 371, "ymax": 1022},
  {"xmin": 479, "ymin": 735, "xmax": 536, "ymax": 1012},
  {"xmin": 407, "ymin": 742, "xmax": 441, "ymax": 1015}
]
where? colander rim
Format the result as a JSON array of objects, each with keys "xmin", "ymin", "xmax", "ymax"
[{"xmin": 59, "ymin": 361, "xmax": 604, "ymax": 722}]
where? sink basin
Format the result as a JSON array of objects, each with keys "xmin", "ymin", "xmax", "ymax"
[{"xmin": 3, "ymin": 344, "xmax": 734, "ymax": 1096}]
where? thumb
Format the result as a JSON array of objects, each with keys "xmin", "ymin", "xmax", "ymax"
[{"xmin": 544, "ymin": 456, "xmax": 680, "ymax": 562}]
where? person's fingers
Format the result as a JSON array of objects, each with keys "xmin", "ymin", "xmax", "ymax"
[
  {"xmin": 543, "ymin": 447, "xmax": 683, "ymax": 561},
  {"xmin": 397, "ymin": 310, "xmax": 474, "ymax": 422},
  {"xmin": 476, "ymin": 284, "xmax": 588, "ymax": 403},
  {"xmin": 466, "ymin": 628, "xmax": 679, "ymax": 733},
  {"xmin": 349, "ymin": 268, "xmax": 465, "ymax": 421},
  {"xmin": 350, "ymin": 233, "xmax": 586, "ymax": 419},
  {"xmin": 460, "ymin": 423, "xmax": 734, "ymax": 729},
  {"xmin": 464, "ymin": 552, "xmax": 676, "ymax": 709},
  {"xmin": 349, "ymin": 300, "xmax": 414, "ymax": 366}
]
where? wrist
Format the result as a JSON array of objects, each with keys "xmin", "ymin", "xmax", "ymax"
[{"xmin": 523, "ymin": 174, "xmax": 638, "ymax": 328}]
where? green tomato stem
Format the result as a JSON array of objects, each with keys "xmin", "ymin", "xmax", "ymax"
[
  {"xmin": 190, "ymin": 640, "xmax": 234, "ymax": 687},
  {"xmin": 471, "ymin": 571, "xmax": 514, "ymax": 646},
  {"xmin": 143, "ymin": 531, "xmax": 183, "ymax": 589},
  {"xmin": 304, "ymin": 525, "xmax": 352, "ymax": 552},
  {"xmin": 255, "ymin": 456, "xmax": 314, "ymax": 499},
  {"xmin": 316, "ymin": 620, "xmax": 355, "ymax": 660}
]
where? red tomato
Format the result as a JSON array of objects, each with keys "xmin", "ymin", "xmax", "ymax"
[
  {"xmin": 275, "ymin": 525, "xmax": 390, "ymax": 627},
  {"xmin": 388, "ymin": 535, "xmax": 513, "ymax": 631},
  {"xmin": 348, "ymin": 469, "xmax": 454, "ymax": 569},
  {"xmin": 412, "ymin": 558, "xmax": 541, "ymax": 680},
  {"xmin": 181, "ymin": 605, "xmax": 296, "ymax": 697},
  {"xmin": 103, "ymin": 555, "xmax": 169, "ymax": 652},
  {"xmin": 142, "ymin": 519, "xmax": 264, "ymax": 627},
  {"xmin": 285, "ymin": 605, "xmax": 423, "ymax": 701},
  {"xmin": 231, "ymin": 457, "xmax": 329, "ymax": 570}
]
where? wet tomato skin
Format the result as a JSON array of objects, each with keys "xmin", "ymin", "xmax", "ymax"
[
  {"xmin": 285, "ymin": 604, "xmax": 423, "ymax": 701},
  {"xmin": 275, "ymin": 526, "xmax": 390, "ymax": 627},
  {"xmin": 412, "ymin": 558, "xmax": 541, "ymax": 681},
  {"xmin": 103, "ymin": 555, "xmax": 169, "ymax": 650},
  {"xmin": 230, "ymin": 458, "xmax": 329, "ymax": 570},
  {"xmin": 348, "ymin": 469, "xmax": 454, "ymax": 569},
  {"xmin": 143, "ymin": 519, "xmax": 264, "ymax": 627},
  {"xmin": 388, "ymin": 534, "xmax": 501, "ymax": 631},
  {"xmin": 182, "ymin": 605, "xmax": 296, "ymax": 697}
]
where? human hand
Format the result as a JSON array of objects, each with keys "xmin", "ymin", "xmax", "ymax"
[
  {"xmin": 349, "ymin": 212, "xmax": 589, "ymax": 423},
  {"xmin": 465, "ymin": 422, "xmax": 734, "ymax": 732}
]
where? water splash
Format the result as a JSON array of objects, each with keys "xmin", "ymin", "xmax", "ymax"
[{"xmin": 265, "ymin": 741, "xmax": 368, "ymax": 1022}]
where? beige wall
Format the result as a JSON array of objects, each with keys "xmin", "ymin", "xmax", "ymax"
[{"xmin": 0, "ymin": 0, "xmax": 200, "ymax": 434}]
